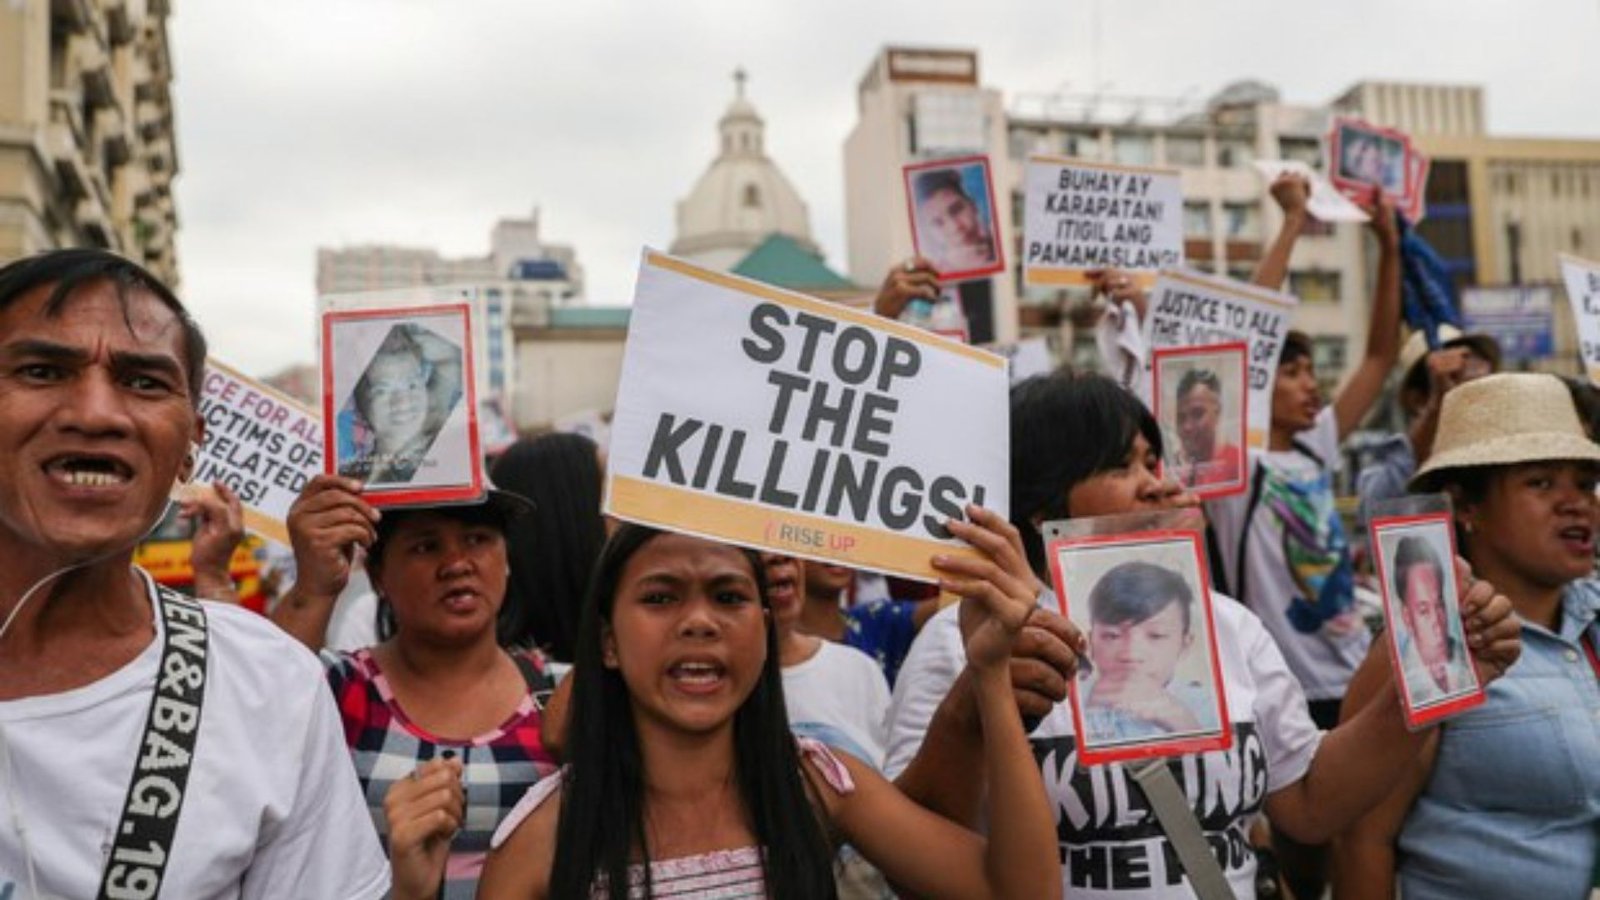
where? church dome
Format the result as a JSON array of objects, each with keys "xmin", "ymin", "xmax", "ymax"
[{"xmin": 669, "ymin": 71, "xmax": 818, "ymax": 270}]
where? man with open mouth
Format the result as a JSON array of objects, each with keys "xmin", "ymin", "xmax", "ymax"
[{"xmin": 0, "ymin": 249, "xmax": 388, "ymax": 899}]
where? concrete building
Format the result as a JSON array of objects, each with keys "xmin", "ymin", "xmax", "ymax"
[
  {"xmin": 315, "ymin": 207, "xmax": 584, "ymax": 299},
  {"xmin": 843, "ymin": 47, "xmax": 1016, "ymax": 344},
  {"xmin": 0, "ymin": 0, "xmax": 181, "ymax": 281},
  {"xmin": 1003, "ymin": 79, "xmax": 1373, "ymax": 387}
]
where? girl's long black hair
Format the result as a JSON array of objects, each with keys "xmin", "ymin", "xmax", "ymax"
[{"xmin": 549, "ymin": 524, "xmax": 837, "ymax": 900}]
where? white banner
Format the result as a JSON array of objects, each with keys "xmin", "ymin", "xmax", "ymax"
[
  {"xmin": 1142, "ymin": 269, "xmax": 1298, "ymax": 450},
  {"xmin": 193, "ymin": 359, "xmax": 322, "ymax": 544},
  {"xmin": 606, "ymin": 250, "xmax": 1011, "ymax": 581},
  {"xmin": 1023, "ymin": 156, "xmax": 1184, "ymax": 286}
]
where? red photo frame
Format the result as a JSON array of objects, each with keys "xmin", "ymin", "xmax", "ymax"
[
  {"xmin": 1369, "ymin": 512, "xmax": 1486, "ymax": 728},
  {"xmin": 1151, "ymin": 342, "xmax": 1250, "ymax": 500},
  {"xmin": 902, "ymin": 155, "xmax": 1007, "ymax": 283},
  {"xmin": 1046, "ymin": 529, "xmax": 1232, "ymax": 767},
  {"xmin": 321, "ymin": 303, "xmax": 485, "ymax": 508},
  {"xmin": 1327, "ymin": 117, "xmax": 1415, "ymax": 205}
]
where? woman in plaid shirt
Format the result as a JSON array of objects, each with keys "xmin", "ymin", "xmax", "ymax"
[{"xmin": 272, "ymin": 474, "xmax": 557, "ymax": 899}]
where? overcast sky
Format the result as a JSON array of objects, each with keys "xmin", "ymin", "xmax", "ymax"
[{"xmin": 169, "ymin": 0, "xmax": 1600, "ymax": 377}]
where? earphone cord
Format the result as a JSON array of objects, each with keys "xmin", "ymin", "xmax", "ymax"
[{"xmin": 0, "ymin": 561, "xmax": 97, "ymax": 900}]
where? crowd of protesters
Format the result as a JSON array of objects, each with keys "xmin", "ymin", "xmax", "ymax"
[{"xmin": 0, "ymin": 169, "xmax": 1592, "ymax": 900}]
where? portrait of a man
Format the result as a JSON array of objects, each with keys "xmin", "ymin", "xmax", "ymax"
[
  {"xmin": 906, "ymin": 158, "xmax": 1005, "ymax": 279},
  {"xmin": 1386, "ymin": 533, "xmax": 1476, "ymax": 706}
]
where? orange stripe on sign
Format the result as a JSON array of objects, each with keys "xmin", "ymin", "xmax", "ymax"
[
  {"xmin": 1026, "ymin": 269, "xmax": 1159, "ymax": 289},
  {"xmin": 644, "ymin": 252, "xmax": 1005, "ymax": 370},
  {"xmin": 608, "ymin": 475, "xmax": 980, "ymax": 583}
]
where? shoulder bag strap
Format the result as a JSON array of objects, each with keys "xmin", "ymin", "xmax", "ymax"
[
  {"xmin": 511, "ymin": 651, "xmax": 555, "ymax": 711},
  {"xmin": 97, "ymin": 585, "xmax": 209, "ymax": 900},
  {"xmin": 1130, "ymin": 759, "xmax": 1237, "ymax": 900}
]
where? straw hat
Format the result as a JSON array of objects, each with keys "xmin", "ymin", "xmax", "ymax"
[
  {"xmin": 1398, "ymin": 324, "xmax": 1501, "ymax": 392},
  {"xmin": 1410, "ymin": 373, "xmax": 1600, "ymax": 490}
]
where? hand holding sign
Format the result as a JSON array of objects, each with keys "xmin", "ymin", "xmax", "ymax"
[{"xmin": 936, "ymin": 505, "xmax": 1043, "ymax": 673}]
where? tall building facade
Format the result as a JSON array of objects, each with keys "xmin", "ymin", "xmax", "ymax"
[
  {"xmin": 843, "ymin": 47, "xmax": 1017, "ymax": 345},
  {"xmin": 0, "ymin": 0, "xmax": 181, "ymax": 281}
]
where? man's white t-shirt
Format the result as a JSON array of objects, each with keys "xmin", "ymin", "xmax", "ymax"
[
  {"xmin": 884, "ymin": 595, "xmax": 1323, "ymax": 900},
  {"xmin": 1204, "ymin": 407, "xmax": 1370, "ymax": 701},
  {"xmin": 783, "ymin": 640, "xmax": 891, "ymax": 769},
  {"xmin": 0, "ymin": 574, "xmax": 389, "ymax": 900}
]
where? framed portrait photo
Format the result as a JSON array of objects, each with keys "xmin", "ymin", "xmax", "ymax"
[
  {"xmin": 1152, "ymin": 342, "xmax": 1249, "ymax": 499},
  {"xmin": 320, "ymin": 303, "xmax": 484, "ymax": 508},
  {"xmin": 1370, "ymin": 511, "xmax": 1485, "ymax": 728},
  {"xmin": 1328, "ymin": 118, "xmax": 1412, "ymax": 202},
  {"xmin": 903, "ymin": 155, "xmax": 1006, "ymax": 283},
  {"xmin": 1046, "ymin": 529, "xmax": 1231, "ymax": 766}
]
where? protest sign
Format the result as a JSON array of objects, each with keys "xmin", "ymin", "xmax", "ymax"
[
  {"xmin": 606, "ymin": 250, "xmax": 1011, "ymax": 581},
  {"xmin": 1559, "ymin": 254, "xmax": 1600, "ymax": 384},
  {"xmin": 1022, "ymin": 156, "xmax": 1183, "ymax": 287},
  {"xmin": 1368, "ymin": 496, "xmax": 1485, "ymax": 730},
  {"xmin": 902, "ymin": 156, "xmax": 1007, "ymax": 283},
  {"xmin": 192, "ymin": 359, "xmax": 321, "ymax": 544},
  {"xmin": 1152, "ymin": 343, "xmax": 1249, "ymax": 499},
  {"xmin": 1142, "ymin": 269, "xmax": 1297, "ymax": 450},
  {"xmin": 1250, "ymin": 159, "xmax": 1370, "ymax": 223},
  {"xmin": 1042, "ymin": 510, "xmax": 1231, "ymax": 767},
  {"xmin": 321, "ymin": 304, "xmax": 485, "ymax": 508}
]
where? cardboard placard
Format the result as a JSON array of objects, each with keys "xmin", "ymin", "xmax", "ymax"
[
  {"xmin": 1142, "ymin": 269, "xmax": 1297, "ymax": 450},
  {"xmin": 191, "ymin": 359, "xmax": 322, "ymax": 545},
  {"xmin": 321, "ymin": 304, "xmax": 484, "ymax": 508},
  {"xmin": 1326, "ymin": 117, "xmax": 1429, "ymax": 222},
  {"xmin": 1559, "ymin": 253, "xmax": 1600, "ymax": 384},
  {"xmin": 606, "ymin": 250, "xmax": 1010, "ymax": 582},
  {"xmin": 1369, "ymin": 498, "xmax": 1485, "ymax": 728},
  {"xmin": 1022, "ymin": 155, "xmax": 1183, "ymax": 286},
  {"xmin": 1152, "ymin": 343, "xmax": 1249, "ymax": 499},
  {"xmin": 902, "ymin": 155, "xmax": 1007, "ymax": 283},
  {"xmin": 1042, "ymin": 519, "xmax": 1231, "ymax": 767}
]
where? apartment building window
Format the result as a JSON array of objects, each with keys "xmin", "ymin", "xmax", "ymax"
[
  {"xmin": 1063, "ymin": 130, "xmax": 1103, "ymax": 160},
  {"xmin": 1112, "ymin": 132, "xmax": 1155, "ymax": 166},
  {"xmin": 1226, "ymin": 264, "xmax": 1254, "ymax": 283},
  {"xmin": 1166, "ymin": 135, "xmax": 1206, "ymax": 167},
  {"xmin": 1217, "ymin": 139, "xmax": 1254, "ymax": 167},
  {"xmin": 1183, "ymin": 202, "xmax": 1212, "ymax": 238},
  {"xmin": 1278, "ymin": 137, "xmax": 1321, "ymax": 167},
  {"xmin": 1313, "ymin": 336, "xmax": 1349, "ymax": 377},
  {"xmin": 910, "ymin": 91, "xmax": 986, "ymax": 157},
  {"xmin": 1289, "ymin": 270, "xmax": 1341, "ymax": 303},
  {"xmin": 1223, "ymin": 202, "xmax": 1261, "ymax": 240}
]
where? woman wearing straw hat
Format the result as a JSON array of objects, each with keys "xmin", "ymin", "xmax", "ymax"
[{"xmin": 1334, "ymin": 372, "xmax": 1600, "ymax": 900}]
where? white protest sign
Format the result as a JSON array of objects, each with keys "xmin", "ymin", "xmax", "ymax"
[
  {"xmin": 1560, "ymin": 254, "xmax": 1600, "ymax": 384},
  {"xmin": 1023, "ymin": 155, "xmax": 1183, "ymax": 286},
  {"xmin": 606, "ymin": 250, "xmax": 1011, "ymax": 581},
  {"xmin": 193, "ymin": 359, "xmax": 322, "ymax": 544},
  {"xmin": 1251, "ymin": 159, "xmax": 1371, "ymax": 223},
  {"xmin": 1143, "ymin": 269, "xmax": 1298, "ymax": 450}
]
